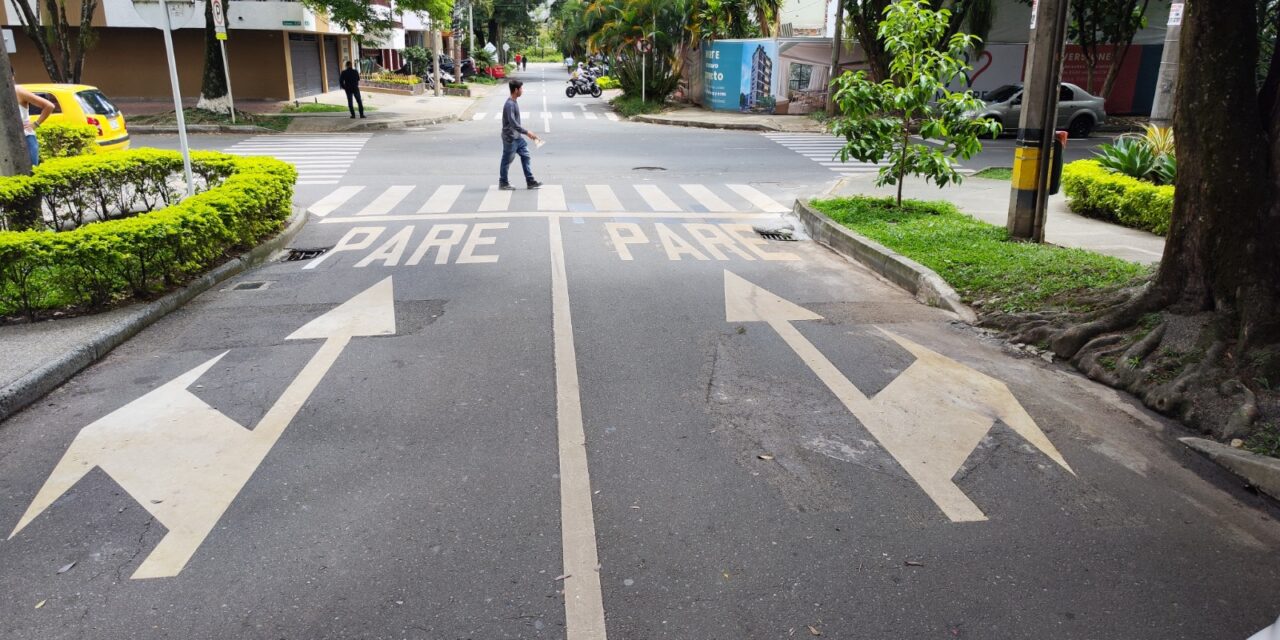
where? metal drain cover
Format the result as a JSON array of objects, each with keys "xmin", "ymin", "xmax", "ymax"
[
  {"xmin": 284, "ymin": 247, "xmax": 330, "ymax": 261},
  {"xmin": 231, "ymin": 281, "xmax": 272, "ymax": 291},
  {"xmin": 632, "ymin": 166, "xmax": 666, "ymax": 171}
]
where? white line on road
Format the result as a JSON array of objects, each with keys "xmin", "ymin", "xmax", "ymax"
[
  {"xmin": 634, "ymin": 184, "xmax": 681, "ymax": 212},
  {"xmin": 307, "ymin": 186, "xmax": 364, "ymax": 217},
  {"xmin": 727, "ymin": 184, "xmax": 790, "ymax": 213},
  {"xmin": 479, "ymin": 185, "xmax": 512, "ymax": 212},
  {"xmin": 585, "ymin": 185, "xmax": 624, "ymax": 212},
  {"xmin": 549, "ymin": 216, "xmax": 608, "ymax": 640},
  {"xmin": 418, "ymin": 185, "xmax": 465, "ymax": 214},
  {"xmin": 681, "ymin": 184, "xmax": 735, "ymax": 212},
  {"xmin": 538, "ymin": 185, "xmax": 567, "ymax": 211},
  {"xmin": 605, "ymin": 113, "xmax": 619, "ymax": 121},
  {"xmin": 320, "ymin": 211, "xmax": 780, "ymax": 223},
  {"xmin": 356, "ymin": 186, "xmax": 415, "ymax": 216}
]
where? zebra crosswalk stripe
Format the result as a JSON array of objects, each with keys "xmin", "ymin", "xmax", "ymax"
[
  {"xmin": 308, "ymin": 186, "xmax": 364, "ymax": 217},
  {"xmin": 309, "ymin": 183, "xmax": 793, "ymax": 217},
  {"xmin": 226, "ymin": 134, "xmax": 371, "ymax": 185},
  {"xmin": 761, "ymin": 133, "xmax": 885, "ymax": 175},
  {"xmin": 586, "ymin": 185, "xmax": 623, "ymax": 212},
  {"xmin": 419, "ymin": 185, "xmax": 465, "ymax": 214},
  {"xmin": 357, "ymin": 185, "xmax": 415, "ymax": 216},
  {"xmin": 478, "ymin": 185, "xmax": 512, "ymax": 212}
]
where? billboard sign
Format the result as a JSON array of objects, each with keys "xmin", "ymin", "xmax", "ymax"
[{"xmin": 703, "ymin": 39, "xmax": 781, "ymax": 114}]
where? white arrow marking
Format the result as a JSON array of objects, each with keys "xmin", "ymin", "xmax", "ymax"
[
  {"xmin": 9, "ymin": 277, "xmax": 397, "ymax": 578},
  {"xmin": 723, "ymin": 270, "xmax": 1073, "ymax": 522}
]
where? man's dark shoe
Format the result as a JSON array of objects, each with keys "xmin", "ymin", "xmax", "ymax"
[
  {"xmin": 527, "ymin": 180, "xmax": 543, "ymax": 190},
  {"xmin": 350, "ymin": 115, "xmax": 356, "ymax": 119},
  {"xmin": 499, "ymin": 183, "xmax": 516, "ymax": 191},
  {"xmin": 360, "ymin": 115, "xmax": 367, "ymax": 119}
]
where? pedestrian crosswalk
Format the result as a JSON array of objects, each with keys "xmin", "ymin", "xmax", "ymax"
[
  {"xmin": 761, "ymin": 133, "xmax": 884, "ymax": 175},
  {"xmin": 472, "ymin": 111, "xmax": 620, "ymax": 122},
  {"xmin": 307, "ymin": 183, "xmax": 792, "ymax": 218},
  {"xmin": 225, "ymin": 134, "xmax": 372, "ymax": 186}
]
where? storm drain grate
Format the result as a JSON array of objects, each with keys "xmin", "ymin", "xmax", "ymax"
[
  {"xmin": 632, "ymin": 166, "xmax": 666, "ymax": 171},
  {"xmin": 231, "ymin": 281, "xmax": 271, "ymax": 291},
  {"xmin": 284, "ymin": 247, "xmax": 330, "ymax": 261},
  {"xmin": 757, "ymin": 232, "xmax": 797, "ymax": 241}
]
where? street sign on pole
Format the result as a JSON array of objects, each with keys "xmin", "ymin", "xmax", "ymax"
[
  {"xmin": 132, "ymin": 0, "xmax": 196, "ymax": 197},
  {"xmin": 210, "ymin": 0, "xmax": 236, "ymax": 123},
  {"xmin": 3, "ymin": 29, "xmax": 15, "ymax": 54}
]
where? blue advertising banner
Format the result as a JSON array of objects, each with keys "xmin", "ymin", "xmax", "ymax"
[{"xmin": 703, "ymin": 39, "xmax": 781, "ymax": 113}]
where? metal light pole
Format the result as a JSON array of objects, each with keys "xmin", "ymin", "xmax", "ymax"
[
  {"xmin": 1006, "ymin": 0, "xmax": 1070, "ymax": 242},
  {"xmin": 159, "ymin": 0, "xmax": 195, "ymax": 197},
  {"xmin": 1149, "ymin": 2, "xmax": 1183, "ymax": 127}
]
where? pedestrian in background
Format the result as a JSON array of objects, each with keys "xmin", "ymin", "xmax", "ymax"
[
  {"xmin": 521, "ymin": 55, "xmax": 528, "ymax": 71},
  {"xmin": 339, "ymin": 61, "xmax": 365, "ymax": 119},
  {"xmin": 499, "ymin": 79, "xmax": 541, "ymax": 191},
  {"xmin": 10, "ymin": 69, "xmax": 53, "ymax": 168},
  {"xmin": 514, "ymin": 53, "xmax": 522, "ymax": 71}
]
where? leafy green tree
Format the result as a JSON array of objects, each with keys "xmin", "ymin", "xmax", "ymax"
[
  {"xmin": 8, "ymin": 0, "xmax": 98, "ymax": 83},
  {"xmin": 830, "ymin": 0, "xmax": 998, "ymax": 205},
  {"xmin": 845, "ymin": 0, "xmax": 998, "ymax": 83}
]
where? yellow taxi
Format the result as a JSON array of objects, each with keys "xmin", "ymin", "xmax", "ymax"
[{"xmin": 20, "ymin": 83, "xmax": 130, "ymax": 152}]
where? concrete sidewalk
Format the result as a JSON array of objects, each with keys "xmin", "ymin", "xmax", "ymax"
[
  {"xmin": 827, "ymin": 172, "xmax": 1166, "ymax": 265},
  {"xmin": 633, "ymin": 107, "xmax": 827, "ymax": 132},
  {"xmin": 285, "ymin": 84, "xmax": 500, "ymax": 132}
]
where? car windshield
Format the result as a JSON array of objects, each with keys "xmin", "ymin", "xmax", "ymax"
[
  {"xmin": 984, "ymin": 84, "xmax": 1021, "ymax": 103},
  {"xmin": 76, "ymin": 90, "xmax": 118, "ymax": 116}
]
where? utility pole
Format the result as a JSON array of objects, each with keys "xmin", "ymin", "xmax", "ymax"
[
  {"xmin": 433, "ymin": 27, "xmax": 442, "ymax": 96},
  {"xmin": 1006, "ymin": 0, "xmax": 1070, "ymax": 242},
  {"xmin": 0, "ymin": 43, "xmax": 33, "ymax": 178},
  {"xmin": 1148, "ymin": 2, "xmax": 1183, "ymax": 127},
  {"xmin": 825, "ymin": 0, "xmax": 845, "ymax": 116}
]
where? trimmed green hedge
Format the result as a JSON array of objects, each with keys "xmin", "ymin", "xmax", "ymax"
[
  {"xmin": 1061, "ymin": 159, "xmax": 1174, "ymax": 235},
  {"xmin": 36, "ymin": 123, "xmax": 98, "ymax": 158},
  {"xmin": 0, "ymin": 150, "xmax": 295, "ymax": 318}
]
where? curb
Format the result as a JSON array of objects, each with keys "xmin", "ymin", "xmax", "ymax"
[
  {"xmin": 631, "ymin": 114, "xmax": 775, "ymax": 131},
  {"xmin": 130, "ymin": 124, "xmax": 278, "ymax": 134},
  {"xmin": 0, "ymin": 206, "xmax": 308, "ymax": 424},
  {"xmin": 1179, "ymin": 437, "xmax": 1280, "ymax": 501},
  {"xmin": 793, "ymin": 199, "xmax": 978, "ymax": 323},
  {"xmin": 286, "ymin": 113, "xmax": 461, "ymax": 133}
]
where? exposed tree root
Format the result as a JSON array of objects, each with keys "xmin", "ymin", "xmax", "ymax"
[{"xmin": 983, "ymin": 287, "xmax": 1277, "ymax": 447}]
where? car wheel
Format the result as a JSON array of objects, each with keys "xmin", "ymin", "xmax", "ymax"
[{"xmin": 1068, "ymin": 115, "xmax": 1094, "ymax": 139}]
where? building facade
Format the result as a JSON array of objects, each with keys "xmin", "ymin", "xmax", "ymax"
[{"xmin": 1, "ymin": 0, "xmax": 433, "ymax": 101}]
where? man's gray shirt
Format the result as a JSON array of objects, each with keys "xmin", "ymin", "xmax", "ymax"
[{"xmin": 502, "ymin": 97, "xmax": 527, "ymax": 142}]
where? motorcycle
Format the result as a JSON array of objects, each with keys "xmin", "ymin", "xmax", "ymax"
[{"xmin": 565, "ymin": 66, "xmax": 603, "ymax": 98}]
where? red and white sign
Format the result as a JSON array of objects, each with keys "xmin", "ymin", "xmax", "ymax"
[
  {"xmin": 211, "ymin": 0, "xmax": 227, "ymax": 39},
  {"xmin": 1168, "ymin": 3, "xmax": 1184, "ymax": 26}
]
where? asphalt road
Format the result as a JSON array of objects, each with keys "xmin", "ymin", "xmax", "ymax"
[{"xmin": 1, "ymin": 64, "xmax": 1277, "ymax": 640}]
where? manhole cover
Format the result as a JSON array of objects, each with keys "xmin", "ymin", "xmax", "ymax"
[
  {"xmin": 284, "ymin": 247, "xmax": 330, "ymax": 261},
  {"xmin": 632, "ymin": 166, "xmax": 666, "ymax": 171},
  {"xmin": 231, "ymin": 281, "xmax": 271, "ymax": 291}
]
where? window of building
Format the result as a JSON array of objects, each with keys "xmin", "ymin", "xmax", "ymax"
[{"xmin": 789, "ymin": 64, "xmax": 813, "ymax": 92}]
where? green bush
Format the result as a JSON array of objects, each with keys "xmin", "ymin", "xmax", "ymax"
[
  {"xmin": 369, "ymin": 73, "xmax": 421, "ymax": 86},
  {"xmin": 1062, "ymin": 159, "xmax": 1175, "ymax": 235},
  {"xmin": 610, "ymin": 95, "xmax": 665, "ymax": 118},
  {"xmin": 596, "ymin": 76, "xmax": 621, "ymax": 90},
  {"xmin": 36, "ymin": 123, "xmax": 99, "ymax": 158},
  {"xmin": 0, "ymin": 150, "xmax": 295, "ymax": 318}
]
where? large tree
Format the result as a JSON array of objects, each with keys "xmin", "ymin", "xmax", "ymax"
[
  {"xmin": 845, "ymin": 0, "xmax": 997, "ymax": 82},
  {"xmin": 9, "ymin": 0, "xmax": 98, "ymax": 83},
  {"xmin": 1004, "ymin": 0, "xmax": 1280, "ymax": 442}
]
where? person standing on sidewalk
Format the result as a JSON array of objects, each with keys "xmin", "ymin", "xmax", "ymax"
[
  {"xmin": 10, "ymin": 70, "xmax": 53, "ymax": 168},
  {"xmin": 339, "ymin": 62, "xmax": 365, "ymax": 119},
  {"xmin": 499, "ymin": 79, "xmax": 541, "ymax": 191}
]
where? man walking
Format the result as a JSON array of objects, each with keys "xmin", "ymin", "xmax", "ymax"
[
  {"xmin": 499, "ymin": 79, "xmax": 541, "ymax": 190},
  {"xmin": 339, "ymin": 61, "xmax": 365, "ymax": 119}
]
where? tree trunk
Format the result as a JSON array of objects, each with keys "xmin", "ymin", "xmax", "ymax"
[
  {"xmin": 1154, "ymin": 0, "xmax": 1279, "ymax": 350},
  {"xmin": 1099, "ymin": 0, "xmax": 1150, "ymax": 101},
  {"xmin": 72, "ymin": 0, "xmax": 97, "ymax": 82},
  {"xmin": 12, "ymin": 0, "xmax": 64, "ymax": 81},
  {"xmin": 196, "ymin": 0, "xmax": 231, "ymax": 114}
]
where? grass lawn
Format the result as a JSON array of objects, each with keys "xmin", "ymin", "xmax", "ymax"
[
  {"xmin": 469, "ymin": 75, "xmax": 500, "ymax": 85},
  {"xmin": 281, "ymin": 103, "xmax": 377, "ymax": 114},
  {"xmin": 130, "ymin": 109, "xmax": 292, "ymax": 132},
  {"xmin": 809, "ymin": 196, "xmax": 1149, "ymax": 313},
  {"xmin": 972, "ymin": 167, "xmax": 1013, "ymax": 180}
]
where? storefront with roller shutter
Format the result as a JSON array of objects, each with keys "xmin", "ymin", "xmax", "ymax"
[
  {"xmin": 288, "ymin": 33, "xmax": 323, "ymax": 98},
  {"xmin": 324, "ymin": 36, "xmax": 343, "ymax": 92}
]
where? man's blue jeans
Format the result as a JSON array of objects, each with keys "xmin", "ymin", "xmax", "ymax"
[
  {"xmin": 25, "ymin": 134, "xmax": 39, "ymax": 167},
  {"xmin": 500, "ymin": 137, "xmax": 533, "ymax": 186}
]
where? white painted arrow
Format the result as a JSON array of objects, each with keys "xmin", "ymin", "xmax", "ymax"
[
  {"xmin": 9, "ymin": 277, "xmax": 397, "ymax": 578},
  {"xmin": 724, "ymin": 270, "xmax": 1073, "ymax": 522}
]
